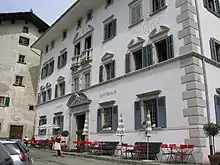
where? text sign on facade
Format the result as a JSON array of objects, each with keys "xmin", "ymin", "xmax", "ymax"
[{"xmin": 100, "ymin": 90, "xmax": 116, "ymax": 97}]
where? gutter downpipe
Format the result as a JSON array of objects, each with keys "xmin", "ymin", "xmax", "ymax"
[
  {"xmin": 195, "ymin": 0, "xmax": 213, "ymax": 155},
  {"xmin": 30, "ymin": 47, "xmax": 41, "ymax": 138}
]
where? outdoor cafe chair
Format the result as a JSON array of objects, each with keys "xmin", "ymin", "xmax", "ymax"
[{"xmin": 175, "ymin": 144, "xmax": 195, "ymax": 163}]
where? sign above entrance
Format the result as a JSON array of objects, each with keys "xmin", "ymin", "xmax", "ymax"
[{"xmin": 100, "ymin": 90, "xmax": 116, "ymax": 98}]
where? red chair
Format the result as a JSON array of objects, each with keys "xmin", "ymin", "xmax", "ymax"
[{"xmin": 160, "ymin": 144, "xmax": 171, "ymax": 162}]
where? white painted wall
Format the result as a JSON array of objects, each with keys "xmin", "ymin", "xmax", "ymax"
[{"xmin": 0, "ymin": 20, "xmax": 42, "ymax": 138}]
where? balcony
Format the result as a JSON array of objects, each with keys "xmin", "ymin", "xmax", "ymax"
[{"xmin": 71, "ymin": 48, "xmax": 92, "ymax": 72}]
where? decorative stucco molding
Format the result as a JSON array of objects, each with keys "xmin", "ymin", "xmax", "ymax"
[
  {"xmin": 127, "ymin": 37, "xmax": 145, "ymax": 49},
  {"xmin": 148, "ymin": 25, "xmax": 170, "ymax": 39},
  {"xmin": 73, "ymin": 24, "xmax": 94, "ymax": 44},
  {"xmin": 101, "ymin": 52, "xmax": 114, "ymax": 62},
  {"xmin": 46, "ymin": 82, "xmax": 51, "ymax": 89},
  {"xmin": 57, "ymin": 76, "xmax": 65, "ymax": 83},
  {"xmin": 66, "ymin": 92, "xmax": 91, "ymax": 108},
  {"xmin": 99, "ymin": 100, "xmax": 116, "ymax": 107},
  {"xmin": 136, "ymin": 90, "xmax": 161, "ymax": 98}
]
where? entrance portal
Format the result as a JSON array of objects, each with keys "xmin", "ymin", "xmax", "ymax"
[
  {"xmin": 76, "ymin": 114, "xmax": 85, "ymax": 141},
  {"xmin": 9, "ymin": 125, "xmax": 23, "ymax": 140}
]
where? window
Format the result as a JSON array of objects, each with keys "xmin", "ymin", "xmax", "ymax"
[
  {"xmin": 38, "ymin": 117, "xmax": 47, "ymax": 135},
  {"xmin": 74, "ymin": 77, "xmax": 79, "ymax": 91},
  {"xmin": 210, "ymin": 38, "xmax": 220, "ymax": 62},
  {"xmin": 62, "ymin": 30, "xmax": 67, "ymax": 40},
  {"xmin": 77, "ymin": 18, "xmax": 82, "ymax": 29},
  {"xmin": 55, "ymin": 82, "xmax": 66, "ymax": 98},
  {"xmin": 19, "ymin": 36, "xmax": 30, "ymax": 46},
  {"xmin": 22, "ymin": 26, "xmax": 29, "ymax": 33},
  {"xmin": 134, "ymin": 96, "xmax": 167, "ymax": 130},
  {"xmin": 58, "ymin": 51, "xmax": 67, "ymax": 69},
  {"xmin": 29, "ymin": 105, "xmax": 34, "ymax": 111},
  {"xmin": 103, "ymin": 18, "xmax": 117, "ymax": 42},
  {"xmin": 85, "ymin": 36, "xmax": 92, "ymax": 50},
  {"xmin": 0, "ymin": 123, "xmax": 1, "ymax": 132},
  {"xmin": 97, "ymin": 105, "xmax": 118, "ymax": 132},
  {"xmin": 41, "ymin": 60, "xmax": 54, "ymax": 79},
  {"xmin": 74, "ymin": 42, "xmax": 81, "ymax": 56},
  {"xmin": 84, "ymin": 72, "xmax": 91, "ymax": 88},
  {"xmin": 87, "ymin": 10, "xmax": 93, "ymax": 22},
  {"xmin": 14, "ymin": 76, "xmax": 23, "ymax": 86},
  {"xmin": 129, "ymin": 0, "xmax": 142, "ymax": 26},
  {"xmin": 45, "ymin": 45, "xmax": 49, "ymax": 54},
  {"xmin": 42, "ymin": 91, "xmax": 46, "ymax": 103},
  {"xmin": 53, "ymin": 115, "xmax": 64, "ymax": 133},
  {"xmin": 152, "ymin": 0, "xmax": 166, "ymax": 13},
  {"xmin": 133, "ymin": 49, "xmax": 143, "ymax": 70},
  {"xmin": 18, "ymin": 55, "xmax": 25, "ymax": 64},
  {"xmin": 204, "ymin": 0, "xmax": 220, "ymax": 16},
  {"xmin": 99, "ymin": 60, "xmax": 115, "ymax": 82},
  {"xmin": 0, "ymin": 97, "xmax": 5, "ymax": 107},
  {"xmin": 47, "ymin": 88, "xmax": 52, "ymax": 101},
  {"xmin": 155, "ymin": 35, "xmax": 173, "ymax": 63},
  {"xmin": 50, "ymin": 40, "xmax": 55, "ymax": 50},
  {"xmin": 106, "ymin": 0, "xmax": 114, "ymax": 7}
]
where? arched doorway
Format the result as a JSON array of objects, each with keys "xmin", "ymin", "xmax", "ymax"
[{"xmin": 66, "ymin": 92, "xmax": 91, "ymax": 145}]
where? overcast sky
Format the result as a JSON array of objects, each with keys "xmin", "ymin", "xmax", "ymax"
[{"xmin": 0, "ymin": 0, "xmax": 75, "ymax": 25}]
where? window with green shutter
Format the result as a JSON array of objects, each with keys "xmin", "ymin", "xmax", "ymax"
[
  {"xmin": 210, "ymin": 38, "xmax": 220, "ymax": 62},
  {"xmin": 103, "ymin": 18, "xmax": 117, "ymax": 42}
]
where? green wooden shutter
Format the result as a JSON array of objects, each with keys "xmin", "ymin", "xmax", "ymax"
[
  {"xmin": 157, "ymin": 96, "xmax": 167, "ymax": 128},
  {"xmin": 166, "ymin": 35, "xmax": 174, "ymax": 59},
  {"xmin": 125, "ymin": 53, "xmax": 131, "ymax": 73},
  {"xmin": 51, "ymin": 61, "xmax": 54, "ymax": 74},
  {"xmin": 64, "ymin": 52, "xmax": 67, "ymax": 66},
  {"xmin": 146, "ymin": 44, "xmax": 153, "ymax": 66},
  {"xmin": 216, "ymin": 0, "xmax": 220, "ymax": 15},
  {"xmin": 97, "ymin": 109, "xmax": 102, "ymax": 132},
  {"xmin": 41, "ymin": 68, "xmax": 44, "ymax": 79},
  {"xmin": 214, "ymin": 95, "xmax": 220, "ymax": 125},
  {"xmin": 62, "ymin": 81, "xmax": 65, "ymax": 96},
  {"xmin": 113, "ymin": 19, "xmax": 117, "ymax": 37},
  {"xmin": 210, "ymin": 38, "xmax": 217, "ymax": 61},
  {"xmin": 60, "ymin": 116, "xmax": 64, "ymax": 132},
  {"xmin": 203, "ymin": 0, "xmax": 208, "ymax": 8},
  {"xmin": 112, "ymin": 105, "xmax": 118, "ymax": 131},
  {"xmin": 111, "ymin": 60, "xmax": 115, "ymax": 78},
  {"xmin": 134, "ymin": 101, "xmax": 141, "ymax": 130},
  {"xmin": 57, "ymin": 56, "xmax": 61, "ymax": 69},
  {"xmin": 55, "ymin": 85, "xmax": 58, "ymax": 98},
  {"xmin": 53, "ymin": 117, "xmax": 56, "ymax": 134},
  {"xmin": 104, "ymin": 24, "xmax": 108, "ymax": 40},
  {"xmin": 99, "ymin": 65, "xmax": 103, "ymax": 83},
  {"xmin": 142, "ymin": 46, "xmax": 147, "ymax": 67},
  {"xmin": 5, "ymin": 97, "xmax": 10, "ymax": 107}
]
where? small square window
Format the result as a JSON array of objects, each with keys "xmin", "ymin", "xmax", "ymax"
[
  {"xmin": 50, "ymin": 40, "xmax": 55, "ymax": 50},
  {"xmin": 77, "ymin": 18, "xmax": 82, "ymax": 29},
  {"xmin": 15, "ymin": 76, "xmax": 23, "ymax": 86},
  {"xmin": 29, "ymin": 105, "xmax": 34, "ymax": 111},
  {"xmin": 45, "ymin": 45, "xmax": 49, "ymax": 54},
  {"xmin": 106, "ymin": 0, "xmax": 114, "ymax": 7},
  {"xmin": 19, "ymin": 36, "xmax": 30, "ymax": 46},
  {"xmin": 22, "ymin": 26, "xmax": 29, "ymax": 33},
  {"xmin": 87, "ymin": 10, "xmax": 93, "ymax": 22},
  {"xmin": 62, "ymin": 30, "xmax": 67, "ymax": 40},
  {"xmin": 18, "ymin": 55, "xmax": 25, "ymax": 64},
  {"xmin": 152, "ymin": 0, "xmax": 166, "ymax": 13}
]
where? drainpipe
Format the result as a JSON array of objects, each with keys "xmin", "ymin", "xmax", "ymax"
[
  {"xmin": 194, "ymin": 0, "xmax": 213, "ymax": 155},
  {"xmin": 30, "ymin": 48, "xmax": 42, "ymax": 138}
]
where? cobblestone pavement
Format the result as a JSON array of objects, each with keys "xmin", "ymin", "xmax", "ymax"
[{"xmin": 31, "ymin": 148, "xmax": 130, "ymax": 165}]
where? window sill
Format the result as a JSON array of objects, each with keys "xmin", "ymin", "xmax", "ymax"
[
  {"xmin": 128, "ymin": 19, "xmax": 144, "ymax": 29},
  {"xmin": 102, "ymin": 35, "xmax": 116, "ymax": 44},
  {"xmin": 150, "ymin": 5, "xmax": 168, "ymax": 17},
  {"xmin": 205, "ymin": 8, "xmax": 220, "ymax": 18},
  {"xmin": 0, "ymin": 105, "xmax": 5, "ymax": 108},
  {"xmin": 99, "ymin": 130, "xmax": 116, "ymax": 133},
  {"xmin": 138, "ymin": 127, "xmax": 164, "ymax": 131},
  {"xmin": 17, "ymin": 62, "xmax": 26, "ymax": 65},
  {"xmin": 13, "ymin": 84, "xmax": 25, "ymax": 87}
]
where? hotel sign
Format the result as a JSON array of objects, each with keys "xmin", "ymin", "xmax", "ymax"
[{"xmin": 100, "ymin": 90, "xmax": 116, "ymax": 97}]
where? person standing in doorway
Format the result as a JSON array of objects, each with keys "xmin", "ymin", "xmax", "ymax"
[{"xmin": 54, "ymin": 131, "xmax": 63, "ymax": 157}]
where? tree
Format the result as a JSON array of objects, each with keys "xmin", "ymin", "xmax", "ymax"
[{"xmin": 203, "ymin": 122, "xmax": 220, "ymax": 155}]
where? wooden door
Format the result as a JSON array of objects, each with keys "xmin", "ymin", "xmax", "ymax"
[{"xmin": 9, "ymin": 125, "xmax": 23, "ymax": 140}]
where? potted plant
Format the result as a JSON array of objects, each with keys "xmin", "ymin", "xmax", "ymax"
[
  {"xmin": 203, "ymin": 122, "xmax": 220, "ymax": 165},
  {"xmin": 61, "ymin": 130, "xmax": 69, "ymax": 151}
]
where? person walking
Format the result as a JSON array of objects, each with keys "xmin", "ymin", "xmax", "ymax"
[{"xmin": 54, "ymin": 132, "xmax": 63, "ymax": 157}]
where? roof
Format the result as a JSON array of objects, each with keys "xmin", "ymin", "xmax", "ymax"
[{"xmin": 0, "ymin": 12, "xmax": 49, "ymax": 32}]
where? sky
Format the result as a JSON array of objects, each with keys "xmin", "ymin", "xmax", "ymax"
[{"xmin": 0, "ymin": 0, "xmax": 76, "ymax": 25}]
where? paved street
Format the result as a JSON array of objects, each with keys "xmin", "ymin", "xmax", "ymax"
[{"xmin": 31, "ymin": 148, "xmax": 130, "ymax": 165}]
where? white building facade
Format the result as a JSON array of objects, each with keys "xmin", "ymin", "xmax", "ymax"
[
  {"xmin": 32, "ymin": 0, "xmax": 220, "ymax": 162},
  {"xmin": 0, "ymin": 11, "xmax": 49, "ymax": 139}
]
